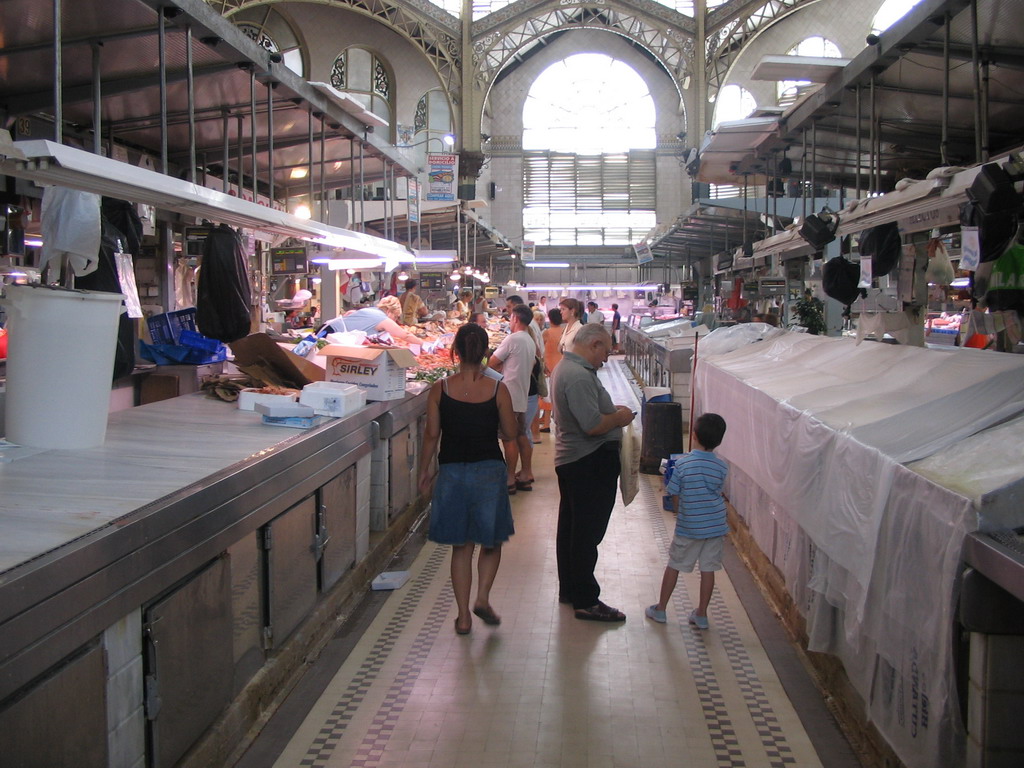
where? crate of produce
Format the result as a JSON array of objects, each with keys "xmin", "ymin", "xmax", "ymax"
[{"xmin": 147, "ymin": 308, "xmax": 197, "ymax": 345}]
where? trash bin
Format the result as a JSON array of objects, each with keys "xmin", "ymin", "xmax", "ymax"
[{"xmin": 640, "ymin": 401, "xmax": 683, "ymax": 474}]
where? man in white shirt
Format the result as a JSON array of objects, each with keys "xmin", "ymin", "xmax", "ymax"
[
  {"xmin": 586, "ymin": 301, "xmax": 606, "ymax": 326},
  {"xmin": 489, "ymin": 304, "xmax": 538, "ymax": 493},
  {"xmin": 506, "ymin": 294, "xmax": 544, "ymax": 359}
]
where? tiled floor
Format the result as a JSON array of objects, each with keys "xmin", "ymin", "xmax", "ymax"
[{"xmin": 236, "ymin": 360, "xmax": 862, "ymax": 768}]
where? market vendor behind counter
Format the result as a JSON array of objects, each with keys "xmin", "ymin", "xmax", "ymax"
[{"xmin": 320, "ymin": 296, "xmax": 421, "ymax": 345}]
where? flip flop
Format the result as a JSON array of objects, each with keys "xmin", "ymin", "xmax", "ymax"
[
  {"xmin": 472, "ymin": 605, "xmax": 502, "ymax": 626},
  {"xmin": 454, "ymin": 618, "xmax": 472, "ymax": 635},
  {"xmin": 515, "ymin": 480, "xmax": 533, "ymax": 491},
  {"xmin": 507, "ymin": 483, "xmax": 517, "ymax": 495}
]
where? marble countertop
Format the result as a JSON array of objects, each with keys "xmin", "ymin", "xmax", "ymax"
[{"xmin": 0, "ymin": 393, "xmax": 373, "ymax": 575}]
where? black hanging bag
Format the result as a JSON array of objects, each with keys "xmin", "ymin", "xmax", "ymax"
[
  {"xmin": 196, "ymin": 224, "xmax": 253, "ymax": 343},
  {"xmin": 858, "ymin": 221, "xmax": 902, "ymax": 277},
  {"xmin": 823, "ymin": 256, "xmax": 866, "ymax": 308}
]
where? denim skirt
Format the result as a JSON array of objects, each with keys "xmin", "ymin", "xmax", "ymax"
[{"xmin": 428, "ymin": 459, "xmax": 514, "ymax": 547}]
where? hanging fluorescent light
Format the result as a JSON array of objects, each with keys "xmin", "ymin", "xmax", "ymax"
[
  {"xmin": 310, "ymin": 277, "xmax": 322, "ymax": 284},
  {"xmin": 526, "ymin": 285, "xmax": 655, "ymax": 291},
  {"xmin": 397, "ymin": 270, "xmax": 409, "ymax": 281},
  {"xmin": 329, "ymin": 258, "xmax": 382, "ymax": 270},
  {"xmin": 294, "ymin": 204, "xmax": 312, "ymax": 220},
  {"xmin": 442, "ymin": 133, "xmax": 456, "ymax": 146},
  {"xmin": 462, "ymin": 265, "xmax": 474, "ymax": 275},
  {"xmin": 449, "ymin": 271, "xmax": 462, "ymax": 282},
  {"xmin": 23, "ymin": 237, "xmax": 43, "ymax": 248},
  {"xmin": 524, "ymin": 262, "xmax": 570, "ymax": 268},
  {"xmin": 289, "ymin": 167, "xmax": 309, "ymax": 180}
]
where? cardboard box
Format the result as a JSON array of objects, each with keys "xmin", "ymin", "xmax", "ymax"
[
  {"xmin": 229, "ymin": 333, "xmax": 325, "ymax": 389},
  {"xmin": 321, "ymin": 345, "xmax": 417, "ymax": 401}
]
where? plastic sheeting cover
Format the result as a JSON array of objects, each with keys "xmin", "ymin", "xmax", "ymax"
[{"xmin": 695, "ymin": 331, "xmax": 1024, "ymax": 768}]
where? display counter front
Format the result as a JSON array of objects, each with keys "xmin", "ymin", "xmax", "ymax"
[{"xmin": 0, "ymin": 387, "xmax": 431, "ymax": 768}]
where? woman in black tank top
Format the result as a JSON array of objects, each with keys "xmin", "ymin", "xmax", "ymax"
[{"xmin": 419, "ymin": 323, "xmax": 518, "ymax": 635}]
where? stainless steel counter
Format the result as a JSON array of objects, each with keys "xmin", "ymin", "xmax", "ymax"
[{"xmin": 0, "ymin": 388, "xmax": 431, "ymax": 767}]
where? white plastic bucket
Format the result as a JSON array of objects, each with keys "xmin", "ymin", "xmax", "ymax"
[{"xmin": 2, "ymin": 284, "xmax": 124, "ymax": 449}]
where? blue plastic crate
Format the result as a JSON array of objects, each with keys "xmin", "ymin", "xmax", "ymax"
[
  {"xmin": 147, "ymin": 308, "xmax": 197, "ymax": 345},
  {"xmin": 178, "ymin": 329, "xmax": 222, "ymax": 353}
]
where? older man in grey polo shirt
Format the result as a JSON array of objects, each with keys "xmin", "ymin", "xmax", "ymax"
[{"xmin": 550, "ymin": 323, "xmax": 635, "ymax": 622}]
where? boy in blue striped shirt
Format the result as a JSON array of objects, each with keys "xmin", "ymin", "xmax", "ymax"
[{"xmin": 646, "ymin": 413, "xmax": 728, "ymax": 630}]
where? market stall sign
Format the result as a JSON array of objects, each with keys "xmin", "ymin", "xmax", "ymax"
[
  {"xmin": 183, "ymin": 226, "xmax": 213, "ymax": 258},
  {"xmin": 270, "ymin": 246, "xmax": 308, "ymax": 275},
  {"xmin": 418, "ymin": 272, "xmax": 444, "ymax": 290},
  {"xmin": 758, "ymin": 278, "xmax": 787, "ymax": 296}
]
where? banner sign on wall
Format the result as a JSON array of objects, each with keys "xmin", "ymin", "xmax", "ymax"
[
  {"xmin": 522, "ymin": 239, "xmax": 535, "ymax": 260},
  {"xmin": 426, "ymin": 153, "xmax": 458, "ymax": 201},
  {"xmin": 634, "ymin": 240, "xmax": 653, "ymax": 265},
  {"xmin": 408, "ymin": 178, "xmax": 421, "ymax": 223}
]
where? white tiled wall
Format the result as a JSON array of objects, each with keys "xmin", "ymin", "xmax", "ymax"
[{"xmin": 104, "ymin": 609, "xmax": 145, "ymax": 768}]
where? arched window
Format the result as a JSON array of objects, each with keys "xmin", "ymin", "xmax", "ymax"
[
  {"xmin": 233, "ymin": 10, "xmax": 304, "ymax": 77},
  {"xmin": 411, "ymin": 89, "xmax": 452, "ymax": 142},
  {"xmin": 521, "ymin": 53, "xmax": 659, "ymax": 246},
  {"xmin": 712, "ymin": 84, "xmax": 757, "ymax": 129},
  {"xmin": 776, "ymin": 37, "xmax": 842, "ymax": 105},
  {"xmin": 871, "ymin": 0, "xmax": 926, "ymax": 35},
  {"xmin": 331, "ymin": 48, "xmax": 392, "ymax": 128}
]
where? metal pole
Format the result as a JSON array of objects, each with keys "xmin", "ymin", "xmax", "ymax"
[
  {"xmin": 91, "ymin": 43, "xmax": 101, "ymax": 154},
  {"xmin": 359, "ymin": 136, "xmax": 366, "ymax": 232},
  {"xmin": 801, "ymin": 130, "xmax": 807, "ymax": 220},
  {"xmin": 222, "ymin": 112, "xmax": 230, "ymax": 193},
  {"xmin": 308, "ymin": 109, "xmax": 315, "ymax": 217},
  {"xmin": 941, "ymin": 14, "xmax": 950, "ymax": 166},
  {"xmin": 53, "ymin": 0, "xmax": 62, "ymax": 144},
  {"xmin": 349, "ymin": 138, "xmax": 355, "ymax": 228},
  {"xmin": 158, "ymin": 8, "xmax": 168, "ymax": 174},
  {"xmin": 320, "ymin": 120, "xmax": 327, "ymax": 224},
  {"xmin": 971, "ymin": 0, "xmax": 982, "ymax": 163},
  {"xmin": 406, "ymin": 175, "xmax": 413, "ymax": 247},
  {"xmin": 236, "ymin": 114, "xmax": 244, "ymax": 197},
  {"xmin": 870, "ymin": 76, "xmax": 877, "ymax": 194},
  {"xmin": 250, "ymin": 69, "xmax": 258, "ymax": 200},
  {"xmin": 811, "ymin": 120, "xmax": 817, "ymax": 208},
  {"xmin": 981, "ymin": 60, "xmax": 990, "ymax": 162},
  {"xmin": 267, "ymin": 83, "xmax": 275, "ymax": 201},
  {"xmin": 855, "ymin": 85, "xmax": 862, "ymax": 197},
  {"xmin": 186, "ymin": 26, "xmax": 196, "ymax": 182}
]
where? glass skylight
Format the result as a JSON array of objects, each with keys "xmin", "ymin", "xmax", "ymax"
[
  {"xmin": 871, "ymin": 0, "xmax": 926, "ymax": 34},
  {"xmin": 523, "ymin": 54, "xmax": 656, "ymax": 154}
]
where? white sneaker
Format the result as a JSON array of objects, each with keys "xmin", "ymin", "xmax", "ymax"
[{"xmin": 688, "ymin": 611, "xmax": 709, "ymax": 630}]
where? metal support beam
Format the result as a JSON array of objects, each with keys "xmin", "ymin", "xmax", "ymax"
[
  {"xmin": 53, "ymin": 0, "xmax": 62, "ymax": 144},
  {"xmin": 186, "ymin": 26, "xmax": 196, "ymax": 182}
]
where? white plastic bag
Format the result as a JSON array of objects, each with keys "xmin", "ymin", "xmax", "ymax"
[
  {"xmin": 925, "ymin": 239, "xmax": 955, "ymax": 286},
  {"xmin": 618, "ymin": 422, "xmax": 640, "ymax": 506},
  {"xmin": 40, "ymin": 186, "xmax": 102, "ymax": 278}
]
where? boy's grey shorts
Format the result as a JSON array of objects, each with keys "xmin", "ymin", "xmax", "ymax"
[{"xmin": 668, "ymin": 534, "xmax": 724, "ymax": 573}]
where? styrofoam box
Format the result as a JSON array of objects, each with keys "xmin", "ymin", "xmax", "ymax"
[
  {"xmin": 300, "ymin": 381, "xmax": 366, "ymax": 417},
  {"xmin": 237, "ymin": 388, "xmax": 298, "ymax": 411},
  {"xmin": 254, "ymin": 401, "xmax": 315, "ymax": 418}
]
